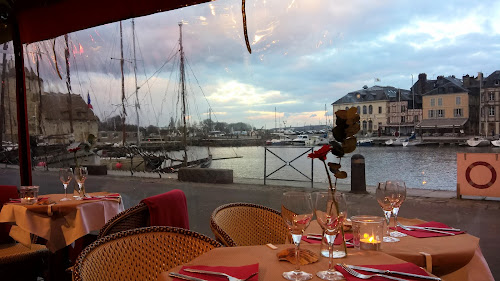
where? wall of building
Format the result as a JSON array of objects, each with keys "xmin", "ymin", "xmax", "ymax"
[
  {"xmin": 422, "ymin": 92, "xmax": 469, "ymax": 119},
  {"xmin": 333, "ymin": 100, "xmax": 389, "ymax": 135}
]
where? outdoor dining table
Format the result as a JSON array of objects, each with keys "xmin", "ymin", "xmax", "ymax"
[
  {"xmin": 160, "ymin": 216, "xmax": 493, "ymax": 281},
  {"xmin": 0, "ymin": 192, "xmax": 124, "ymax": 252},
  {"xmin": 303, "ymin": 217, "xmax": 493, "ymax": 281},
  {"xmin": 159, "ymin": 243, "xmax": 424, "ymax": 281}
]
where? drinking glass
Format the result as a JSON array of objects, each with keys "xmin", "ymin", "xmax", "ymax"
[
  {"xmin": 390, "ymin": 180, "xmax": 407, "ymax": 237},
  {"xmin": 59, "ymin": 168, "xmax": 73, "ymax": 201},
  {"xmin": 73, "ymin": 167, "xmax": 88, "ymax": 200},
  {"xmin": 375, "ymin": 182, "xmax": 399, "ymax": 242},
  {"xmin": 314, "ymin": 191, "xmax": 347, "ymax": 281},
  {"xmin": 281, "ymin": 191, "xmax": 314, "ymax": 281}
]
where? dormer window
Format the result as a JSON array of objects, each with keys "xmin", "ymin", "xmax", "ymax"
[{"xmin": 495, "ymin": 80, "xmax": 500, "ymax": 85}]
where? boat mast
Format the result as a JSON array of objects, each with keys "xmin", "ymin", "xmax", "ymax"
[
  {"xmin": 120, "ymin": 21, "xmax": 126, "ymax": 146},
  {"xmin": 132, "ymin": 19, "xmax": 140, "ymax": 145},
  {"xmin": 64, "ymin": 34, "xmax": 74, "ymax": 135},
  {"xmin": 179, "ymin": 22, "xmax": 188, "ymax": 167}
]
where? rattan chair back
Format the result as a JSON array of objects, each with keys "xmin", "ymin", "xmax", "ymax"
[
  {"xmin": 73, "ymin": 226, "xmax": 221, "ymax": 281},
  {"xmin": 210, "ymin": 202, "xmax": 289, "ymax": 247},
  {"xmin": 97, "ymin": 202, "xmax": 150, "ymax": 239}
]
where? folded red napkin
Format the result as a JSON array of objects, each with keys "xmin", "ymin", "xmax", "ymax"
[
  {"xmin": 334, "ymin": 262, "xmax": 431, "ymax": 281},
  {"xmin": 174, "ymin": 263, "xmax": 259, "ymax": 281},
  {"xmin": 393, "ymin": 221, "xmax": 465, "ymax": 238},
  {"xmin": 302, "ymin": 233, "xmax": 353, "ymax": 247},
  {"xmin": 82, "ymin": 193, "xmax": 121, "ymax": 200}
]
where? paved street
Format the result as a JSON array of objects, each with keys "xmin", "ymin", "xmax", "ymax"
[{"xmin": 1, "ymin": 167, "xmax": 499, "ymax": 279}]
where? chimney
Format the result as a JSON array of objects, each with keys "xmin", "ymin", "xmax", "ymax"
[
  {"xmin": 418, "ymin": 73, "xmax": 427, "ymax": 95},
  {"xmin": 463, "ymin": 75, "xmax": 471, "ymax": 87}
]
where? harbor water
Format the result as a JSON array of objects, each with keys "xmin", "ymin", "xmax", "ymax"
[{"xmin": 205, "ymin": 145, "xmax": 499, "ymax": 191}]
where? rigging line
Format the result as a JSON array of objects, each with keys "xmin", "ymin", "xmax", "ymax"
[
  {"xmin": 185, "ymin": 56, "xmax": 220, "ymax": 123},
  {"xmin": 157, "ymin": 53, "xmax": 180, "ymax": 126}
]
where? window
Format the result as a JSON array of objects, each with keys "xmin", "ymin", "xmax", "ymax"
[
  {"xmin": 428, "ymin": 110, "xmax": 434, "ymax": 118},
  {"xmin": 368, "ymin": 120, "xmax": 373, "ymax": 131},
  {"xmin": 489, "ymin": 92, "xmax": 495, "ymax": 101},
  {"xmin": 369, "ymin": 105, "xmax": 373, "ymax": 114},
  {"xmin": 454, "ymin": 108, "xmax": 463, "ymax": 117},
  {"xmin": 438, "ymin": 98, "xmax": 442, "ymax": 106},
  {"xmin": 456, "ymin": 96, "xmax": 461, "ymax": 105},
  {"xmin": 401, "ymin": 116, "xmax": 405, "ymax": 123},
  {"xmin": 378, "ymin": 106, "xmax": 382, "ymax": 114},
  {"xmin": 401, "ymin": 105, "xmax": 406, "ymax": 112},
  {"xmin": 357, "ymin": 106, "xmax": 361, "ymax": 114},
  {"xmin": 363, "ymin": 105, "xmax": 367, "ymax": 114},
  {"xmin": 414, "ymin": 115, "xmax": 419, "ymax": 122},
  {"xmin": 437, "ymin": 109, "xmax": 444, "ymax": 117},
  {"xmin": 490, "ymin": 107, "xmax": 495, "ymax": 116},
  {"xmin": 387, "ymin": 107, "xmax": 390, "ymax": 113},
  {"xmin": 430, "ymin": 99, "xmax": 435, "ymax": 106},
  {"xmin": 362, "ymin": 120, "xmax": 367, "ymax": 131}
]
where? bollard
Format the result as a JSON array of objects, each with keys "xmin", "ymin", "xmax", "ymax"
[{"xmin": 351, "ymin": 154, "xmax": 368, "ymax": 194}]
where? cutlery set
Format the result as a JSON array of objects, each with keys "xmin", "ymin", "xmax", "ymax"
[
  {"xmin": 338, "ymin": 264, "xmax": 441, "ymax": 281},
  {"xmin": 397, "ymin": 223, "xmax": 461, "ymax": 236}
]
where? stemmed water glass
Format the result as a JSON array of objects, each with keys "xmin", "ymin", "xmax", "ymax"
[
  {"xmin": 281, "ymin": 191, "xmax": 314, "ymax": 281},
  {"xmin": 59, "ymin": 168, "xmax": 73, "ymax": 201},
  {"xmin": 376, "ymin": 181, "xmax": 400, "ymax": 242},
  {"xmin": 314, "ymin": 191, "xmax": 347, "ymax": 281},
  {"xmin": 73, "ymin": 167, "xmax": 88, "ymax": 200}
]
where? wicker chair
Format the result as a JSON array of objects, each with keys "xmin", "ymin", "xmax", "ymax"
[
  {"xmin": 0, "ymin": 185, "xmax": 49, "ymax": 280},
  {"xmin": 210, "ymin": 202, "xmax": 289, "ymax": 247},
  {"xmin": 73, "ymin": 226, "xmax": 221, "ymax": 281},
  {"xmin": 97, "ymin": 202, "xmax": 150, "ymax": 239}
]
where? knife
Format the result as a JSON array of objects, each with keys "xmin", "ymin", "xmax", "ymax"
[
  {"xmin": 406, "ymin": 226, "xmax": 461, "ymax": 232},
  {"xmin": 346, "ymin": 265, "xmax": 441, "ymax": 280},
  {"xmin": 169, "ymin": 272, "xmax": 209, "ymax": 281}
]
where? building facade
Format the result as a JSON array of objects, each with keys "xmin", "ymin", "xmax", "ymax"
[
  {"xmin": 416, "ymin": 74, "xmax": 479, "ymax": 135},
  {"xmin": 332, "ymin": 85, "xmax": 421, "ymax": 136},
  {"xmin": 480, "ymin": 70, "xmax": 500, "ymax": 137},
  {"xmin": 1, "ymin": 63, "xmax": 99, "ymax": 144}
]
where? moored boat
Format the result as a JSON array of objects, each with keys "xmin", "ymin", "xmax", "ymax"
[
  {"xmin": 357, "ymin": 139, "xmax": 373, "ymax": 146},
  {"xmin": 292, "ymin": 135, "xmax": 309, "ymax": 145},
  {"xmin": 467, "ymin": 137, "xmax": 490, "ymax": 147},
  {"xmin": 491, "ymin": 140, "xmax": 500, "ymax": 147}
]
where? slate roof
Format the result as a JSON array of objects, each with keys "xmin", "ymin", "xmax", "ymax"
[
  {"xmin": 483, "ymin": 70, "xmax": 500, "ymax": 88},
  {"xmin": 333, "ymin": 85, "xmax": 412, "ymax": 105},
  {"xmin": 41, "ymin": 93, "xmax": 99, "ymax": 122},
  {"xmin": 422, "ymin": 76, "xmax": 469, "ymax": 96}
]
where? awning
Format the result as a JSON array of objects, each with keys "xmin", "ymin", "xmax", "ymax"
[
  {"xmin": 417, "ymin": 118, "xmax": 468, "ymax": 128},
  {"xmin": 0, "ymin": 0, "xmax": 211, "ymax": 44}
]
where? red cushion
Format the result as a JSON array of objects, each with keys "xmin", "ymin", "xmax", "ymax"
[
  {"xmin": 0, "ymin": 185, "xmax": 18, "ymax": 244},
  {"xmin": 141, "ymin": 189, "xmax": 189, "ymax": 229}
]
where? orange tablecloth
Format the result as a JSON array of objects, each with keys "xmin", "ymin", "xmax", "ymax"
[
  {"xmin": 158, "ymin": 244, "xmax": 426, "ymax": 281},
  {"xmin": 305, "ymin": 217, "xmax": 493, "ymax": 281},
  {"xmin": 0, "ymin": 192, "xmax": 124, "ymax": 252}
]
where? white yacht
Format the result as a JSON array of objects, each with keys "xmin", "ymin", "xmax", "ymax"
[{"xmin": 292, "ymin": 135, "xmax": 309, "ymax": 145}]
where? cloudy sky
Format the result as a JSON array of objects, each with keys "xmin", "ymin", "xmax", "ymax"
[{"xmin": 21, "ymin": 0, "xmax": 500, "ymax": 130}]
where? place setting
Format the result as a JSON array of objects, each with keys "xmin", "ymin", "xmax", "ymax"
[{"xmin": 169, "ymin": 263, "xmax": 259, "ymax": 281}]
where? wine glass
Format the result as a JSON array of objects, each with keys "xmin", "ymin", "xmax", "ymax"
[
  {"xmin": 390, "ymin": 180, "xmax": 407, "ymax": 237},
  {"xmin": 59, "ymin": 168, "xmax": 73, "ymax": 201},
  {"xmin": 314, "ymin": 191, "xmax": 347, "ymax": 281},
  {"xmin": 73, "ymin": 167, "xmax": 88, "ymax": 200},
  {"xmin": 375, "ymin": 182, "xmax": 399, "ymax": 242},
  {"xmin": 281, "ymin": 191, "xmax": 314, "ymax": 281}
]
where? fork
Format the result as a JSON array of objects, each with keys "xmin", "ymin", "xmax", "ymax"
[
  {"xmin": 183, "ymin": 268, "xmax": 258, "ymax": 281},
  {"xmin": 397, "ymin": 222, "xmax": 455, "ymax": 236},
  {"xmin": 339, "ymin": 264, "xmax": 409, "ymax": 281}
]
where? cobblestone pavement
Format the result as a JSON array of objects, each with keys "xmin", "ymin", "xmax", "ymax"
[{"xmin": 1, "ymin": 168, "xmax": 498, "ymax": 279}]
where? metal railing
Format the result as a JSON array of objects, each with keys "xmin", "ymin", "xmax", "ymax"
[{"xmin": 264, "ymin": 146, "xmax": 314, "ymax": 188}]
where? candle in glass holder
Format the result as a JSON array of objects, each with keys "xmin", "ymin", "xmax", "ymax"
[
  {"xmin": 20, "ymin": 186, "xmax": 39, "ymax": 205},
  {"xmin": 352, "ymin": 215, "xmax": 384, "ymax": 251},
  {"xmin": 359, "ymin": 234, "xmax": 382, "ymax": 251}
]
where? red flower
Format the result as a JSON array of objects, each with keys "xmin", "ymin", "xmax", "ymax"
[{"xmin": 308, "ymin": 145, "xmax": 331, "ymax": 161}]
